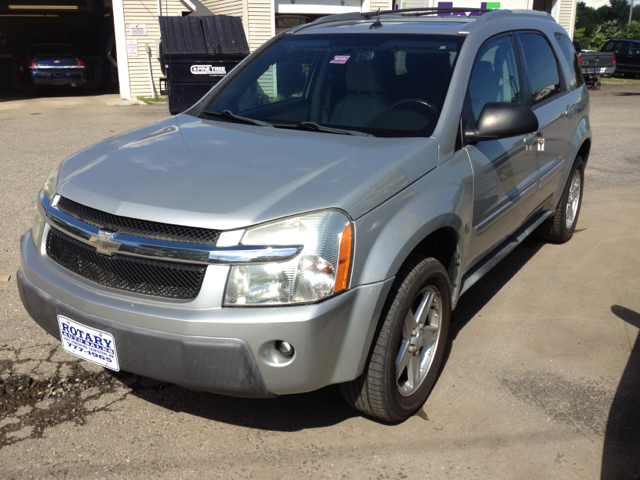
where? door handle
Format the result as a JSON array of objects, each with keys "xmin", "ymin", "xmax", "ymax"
[
  {"xmin": 523, "ymin": 131, "xmax": 542, "ymax": 145},
  {"xmin": 564, "ymin": 104, "xmax": 577, "ymax": 117}
]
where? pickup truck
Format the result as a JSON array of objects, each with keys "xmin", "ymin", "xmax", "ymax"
[{"xmin": 572, "ymin": 39, "xmax": 615, "ymax": 89}]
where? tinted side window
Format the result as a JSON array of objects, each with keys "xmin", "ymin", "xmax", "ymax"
[
  {"xmin": 615, "ymin": 42, "xmax": 630, "ymax": 54},
  {"xmin": 555, "ymin": 32, "xmax": 584, "ymax": 89},
  {"xmin": 602, "ymin": 41, "xmax": 616, "ymax": 52},
  {"xmin": 519, "ymin": 33, "xmax": 562, "ymax": 105},
  {"xmin": 464, "ymin": 35, "xmax": 521, "ymax": 122},
  {"xmin": 630, "ymin": 42, "xmax": 640, "ymax": 55}
]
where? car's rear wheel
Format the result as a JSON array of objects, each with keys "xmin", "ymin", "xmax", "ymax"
[
  {"xmin": 537, "ymin": 157, "xmax": 584, "ymax": 243},
  {"xmin": 340, "ymin": 255, "xmax": 451, "ymax": 423}
]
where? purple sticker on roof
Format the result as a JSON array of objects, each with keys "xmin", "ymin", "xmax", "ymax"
[{"xmin": 330, "ymin": 55, "xmax": 350, "ymax": 64}]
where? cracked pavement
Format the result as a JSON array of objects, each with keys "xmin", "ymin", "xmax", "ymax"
[{"xmin": 0, "ymin": 90, "xmax": 639, "ymax": 479}]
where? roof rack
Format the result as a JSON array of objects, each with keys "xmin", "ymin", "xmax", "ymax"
[
  {"xmin": 308, "ymin": 8, "xmax": 554, "ymax": 28},
  {"xmin": 310, "ymin": 8, "xmax": 492, "ymax": 26},
  {"xmin": 361, "ymin": 7, "xmax": 492, "ymax": 18}
]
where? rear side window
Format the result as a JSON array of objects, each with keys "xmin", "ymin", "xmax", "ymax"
[
  {"xmin": 615, "ymin": 42, "xmax": 630, "ymax": 54},
  {"xmin": 519, "ymin": 33, "xmax": 562, "ymax": 105},
  {"xmin": 554, "ymin": 33, "xmax": 584, "ymax": 89},
  {"xmin": 602, "ymin": 41, "xmax": 616, "ymax": 52},
  {"xmin": 464, "ymin": 35, "xmax": 522, "ymax": 122}
]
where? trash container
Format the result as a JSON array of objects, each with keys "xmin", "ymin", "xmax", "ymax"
[{"xmin": 159, "ymin": 15, "xmax": 249, "ymax": 115}]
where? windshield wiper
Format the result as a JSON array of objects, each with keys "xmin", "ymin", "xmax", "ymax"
[
  {"xmin": 206, "ymin": 110, "xmax": 273, "ymax": 127},
  {"xmin": 278, "ymin": 121, "xmax": 371, "ymax": 136}
]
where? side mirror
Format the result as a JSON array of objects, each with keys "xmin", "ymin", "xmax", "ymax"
[
  {"xmin": 573, "ymin": 39, "xmax": 582, "ymax": 53},
  {"xmin": 464, "ymin": 102, "xmax": 539, "ymax": 145}
]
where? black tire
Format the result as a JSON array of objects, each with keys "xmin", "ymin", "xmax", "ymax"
[
  {"xmin": 537, "ymin": 158, "xmax": 585, "ymax": 243},
  {"xmin": 340, "ymin": 255, "xmax": 451, "ymax": 423}
]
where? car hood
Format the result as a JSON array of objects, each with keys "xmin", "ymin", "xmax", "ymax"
[{"xmin": 56, "ymin": 115, "xmax": 439, "ymax": 230}]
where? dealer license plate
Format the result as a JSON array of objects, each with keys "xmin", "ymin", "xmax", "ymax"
[
  {"xmin": 586, "ymin": 68, "xmax": 595, "ymax": 73},
  {"xmin": 58, "ymin": 316, "xmax": 120, "ymax": 371},
  {"xmin": 599, "ymin": 68, "xmax": 607, "ymax": 73}
]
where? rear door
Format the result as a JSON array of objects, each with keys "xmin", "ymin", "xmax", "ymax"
[
  {"xmin": 514, "ymin": 31, "xmax": 579, "ymax": 210},
  {"xmin": 615, "ymin": 41, "xmax": 632, "ymax": 73},
  {"xmin": 627, "ymin": 41, "xmax": 640, "ymax": 73}
]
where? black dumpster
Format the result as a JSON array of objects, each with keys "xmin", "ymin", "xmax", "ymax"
[{"xmin": 159, "ymin": 15, "xmax": 249, "ymax": 115}]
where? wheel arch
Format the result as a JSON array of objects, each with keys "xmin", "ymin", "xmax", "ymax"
[
  {"xmin": 403, "ymin": 226, "xmax": 461, "ymax": 296},
  {"xmin": 576, "ymin": 137, "xmax": 591, "ymax": 167}
]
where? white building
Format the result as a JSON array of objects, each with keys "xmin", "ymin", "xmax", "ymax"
[{"xmin": 112, "ymin": 0, "xmax": 577, "ymax": 100}]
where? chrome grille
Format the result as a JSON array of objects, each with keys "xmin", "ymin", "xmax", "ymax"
[
  {"xmin": 46, "ymin": 228, "xmax": 206, "ymax": 300},
  {"xmin": 56, "ymin": 197, "xmax": 219, "ymax": 246}
]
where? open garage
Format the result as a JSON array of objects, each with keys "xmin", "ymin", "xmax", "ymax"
[{"xmin": 0, "ymin": 0, "xmax": 116, "ymax": 95}]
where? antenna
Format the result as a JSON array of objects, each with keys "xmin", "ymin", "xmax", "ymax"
[{"xmin": 370, "ymin": 8, "xmax": 382, "ymax": 29}]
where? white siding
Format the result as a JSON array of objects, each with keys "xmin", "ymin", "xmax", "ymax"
[
  {"xmin": 557, "ymin": 0, "xmax": 576, "ymax": 38},
  {"xmin": 248, "ymin": 0, "xmax": 274, "ymax": 51},
  {"xmin": 201, "ymin": 0, "xmax": 243, "ymax": 17},
  {"xmin": 370, "ymin": 0, "xmax": 392, "ymax": 11},
  {"xmin": 122, "ymin": 0, "xmax": 186, "ymax": 98},
  {"xmin": 201, "ymin": 0, "xmax": 249, "ymax": 36}
]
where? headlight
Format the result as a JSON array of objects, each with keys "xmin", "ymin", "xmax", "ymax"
[
  {"xmin": 43, "ymin": 162, "xmax": 62, "ymax": 200},
  {"xmin": 224, "ymin": 210, "xmax": 353, "ymax": 306},
  {"xmin": 31, "ymin": 206, "xmax": 45, "ymax": 249}
]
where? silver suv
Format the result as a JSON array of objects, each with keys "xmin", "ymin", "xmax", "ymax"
[{"xmin": 18, "ymin": 8, "xmax": 591, "ymax": 422}]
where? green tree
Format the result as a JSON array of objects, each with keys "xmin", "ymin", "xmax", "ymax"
[
  {"xmin": 576, "ymin": 1, "xmax": 598, "ymax": 37},
  {"xmin": 620, "ymin": 20, "xmax": 640, "ymax": 38},
  {"xmin": 585, "ymin": 20, "xmax": 620, "ymax": 49}
]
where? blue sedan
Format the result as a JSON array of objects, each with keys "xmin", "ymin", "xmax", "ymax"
[{"xmin": 25, "ymin": 44, "xmax": 87, "ymax": 89}]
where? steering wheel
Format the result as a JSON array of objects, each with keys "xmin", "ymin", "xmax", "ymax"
[{"xmin": 390, "ymin": 98, "xmax": 439, "ymax": 118}]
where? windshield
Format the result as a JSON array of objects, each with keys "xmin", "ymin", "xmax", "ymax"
[{"xmin": 203, "ymin": 33, "xmax": 465, "ymax": 137}]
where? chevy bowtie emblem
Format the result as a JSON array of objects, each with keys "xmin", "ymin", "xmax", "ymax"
[
  {"xmin": 88, "ymin": 231, "xmax": 121, "ymax": 255},
  {"xmin": 54, "ymin": 60, "xmax": 60, "ymax": 63}
]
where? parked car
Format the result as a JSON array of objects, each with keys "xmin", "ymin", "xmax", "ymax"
[
  {"xmin": 18, "ymin": 8, "xmax": 591, "ymax": 423},
  {"xmin": 23, "ymin": 44, "xmax": 87, "ymax": 91},
  {"xmin": 601, "ymin": 39, "xmax": 640, "ymax": 77},
  {"xmin": 572, "ymin": 39, "xmax": 615, "ymax": 90}
]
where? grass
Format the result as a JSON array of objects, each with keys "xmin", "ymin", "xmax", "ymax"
[
  {"xmin": 136, "ymin": 96, "xmax": 167, "ymax": 104},
  {"xmin": 600, "ymin": 74, "xmax": 640, "ymax": 86}
]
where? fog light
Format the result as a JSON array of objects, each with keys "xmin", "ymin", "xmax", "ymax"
[{"xmin": 276, "ymin": 341, "xmax": 294, "ymax": 358}]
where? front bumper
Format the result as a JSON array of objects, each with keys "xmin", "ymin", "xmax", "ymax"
[{"xmin": 19, "ymin": 230, "xmax": 393, "ymax": 397}]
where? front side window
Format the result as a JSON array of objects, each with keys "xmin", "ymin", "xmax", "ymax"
[
  {"xmin": 518, "ymin": 33, "xmax": 562, "ymax": 105},
  {"xmin": 203, "ymin": 34, "xmax": 465, "ymax": 137},
  {"xmin": 463, "ymin": 34, "xmax": 521, "ymax": 123},
  {"xmin": 555, "ymin": 32, "xmax": 584, "ymax": 89},
  {"xmin": 630, "ymin": 42, "xmax": 640, "ymax": 55}
]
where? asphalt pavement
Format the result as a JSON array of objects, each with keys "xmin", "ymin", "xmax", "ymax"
[{"xmin": 0, "ymin": 88, "xmax": 638, "ymax": 479}]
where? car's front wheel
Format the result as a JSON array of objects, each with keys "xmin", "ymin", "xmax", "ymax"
[{"xmin": 340, "ymin": 255, "xmax": 451, "ymax": 423}]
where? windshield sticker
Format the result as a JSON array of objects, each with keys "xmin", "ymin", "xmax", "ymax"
[{"xmin": 330, "ymin": 55, "xmax": 350, "ymax": 64}]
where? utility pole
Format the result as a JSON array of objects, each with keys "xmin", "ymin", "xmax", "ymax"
[{"xmin": 630, "ymin": 0, "xmax": 634, "ymax": 24}]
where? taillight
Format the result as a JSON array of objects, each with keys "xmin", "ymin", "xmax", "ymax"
[
  {"xmin": 77, "ymin": 59, "xmax": 86, "ymax": 68},
  {"xmin": 28, "ymin": 59, "xmax": 36, "ymax": 68},
  {"xmin": 612, "ymin": 54, "xmax": 616, "ymax": 65},
  {"xmin": 578, "ymin": 54, "xmax": 582, "ymax": 65}
]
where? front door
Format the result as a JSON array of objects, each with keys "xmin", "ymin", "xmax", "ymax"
[{"xmin": 463, "ymin": 33, "xmax": 540, "ymax": 266}]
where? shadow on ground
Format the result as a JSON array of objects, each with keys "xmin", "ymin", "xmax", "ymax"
[
  {"xmin": 116, "ymin": 236, "xmax": 548, "ymax": 431},
  {"xmin": 601, "ymin": 305, "xmax": 640, "ymax": 480},
  {"xmin": 115, "ymin": 375, "xmax": 356, "ymax": 431},
  {"xmin": 449, "ymin": 235, "xmax": 545, "ymax": 340},
  {"xmin": 0, "ymin": 85, "xmax": 118, "ymax": 103}
]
